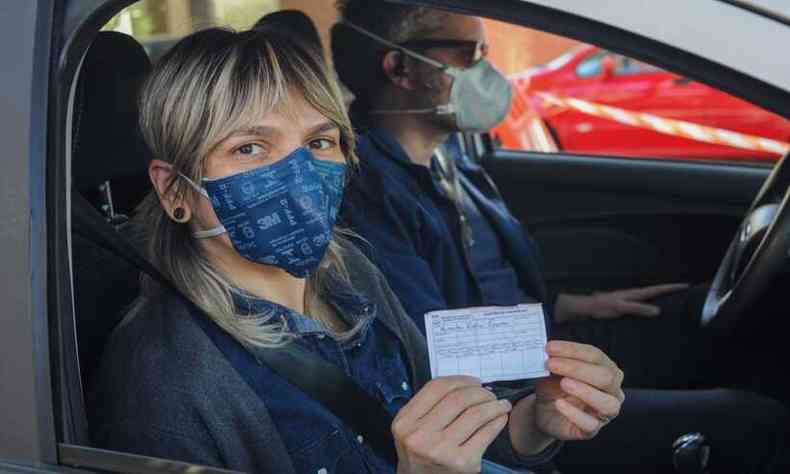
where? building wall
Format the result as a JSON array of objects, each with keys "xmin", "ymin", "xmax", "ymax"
[{"xmin": 483, "ymin": 18, "xmax": 582, "ymax": 76}]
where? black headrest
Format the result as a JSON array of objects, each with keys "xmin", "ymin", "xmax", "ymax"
[
  {"xmin": 253, "ymin": 10, "xmax": 323, "ymax": 53},
  {"xmin": 72, "ymin": 31, "xmax": 152, "ymax": 190}
]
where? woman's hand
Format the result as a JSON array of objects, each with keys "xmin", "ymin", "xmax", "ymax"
[
  {"xmin": 535, "ymin": 341, "xmax": 625, "ymax": 440},
  {"xmin": 508, "ymin": 341, "xmax": 625, "ymax": 457},
  {"xmin": 393, "ymin": 376, "xmax": 512, "ymax": 474},
  {"xmin": 554, "ymin": 284, "xmax": 689, "ymax": 323}
]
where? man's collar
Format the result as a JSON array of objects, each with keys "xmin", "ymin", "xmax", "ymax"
[{"xmin": 364, "ymin": 127, "xmax": 416, "ymax": 167}]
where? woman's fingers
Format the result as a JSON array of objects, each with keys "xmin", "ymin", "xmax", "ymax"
[
  {"xmin": 417, "ymin": 385, "xmax": 499, "ymax": 432},
  {"xmin": 559, "ymin": 377, "xmax": 622, "ymax": 419},
  {"xmin": 391, "ymin": 378, "xmax": 510, "ymax": 473},
  {"xmin": 554, "ymin": 398, "xmax": 605, "ymax": 439},
  {"xmin": 547, "ymin": 357, "xmax": 624, "ymax": 394},
  {"xmin": 442, "ymin": 398, "xmax": 512, "ymax": 446},
  {"xmin": 394, "ymin": 376, "xmax": 481, "ymax": 428},
  {"xmin": 419, "ymin": 414, "xmax": 509, "ymax": 474},
  {"xmin": 459, "ymin": 414, "xmax": 510, "ymax": 459},
  {"xmin": 547, "ymin": 341, "xmax": 617, "ymax": 368},
  {"xmin": 539, "ymin": 341, "xmax": 624, "ymax": 442}
]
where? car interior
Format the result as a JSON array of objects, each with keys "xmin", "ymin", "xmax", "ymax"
[
  {"xmin": 70, "ymin": 30, "xmax": 150, "ymax": 389},
  {"xmin": 49, "ymin": 0, "xmax": 790, "ymax": 472}
]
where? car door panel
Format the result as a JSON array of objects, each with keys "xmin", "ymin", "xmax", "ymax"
[{"xmin": 481, "ymin": 150, "xmax": 769, "ymax": 295}]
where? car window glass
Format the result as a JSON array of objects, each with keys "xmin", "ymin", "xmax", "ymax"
[{"xmin": 484, "ymin": 18, "xmax": 790, "ymax": 164}]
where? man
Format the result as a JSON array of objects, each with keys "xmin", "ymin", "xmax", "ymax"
[{"xmin": 332, "ymin": 2, "xmax": 786, "ymax": 472}]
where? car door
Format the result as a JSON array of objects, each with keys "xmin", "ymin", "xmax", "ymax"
[
  {"xmin": 480, "ymin": 146, "xmax": 770, "ymax": 296},
  {"xmin": 0, "ymin": 0, "xmax": 62, "ymax": 470}
]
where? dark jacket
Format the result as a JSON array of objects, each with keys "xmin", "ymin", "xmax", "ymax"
[
  {"xmin": 341, "ymin": 128, "xmax": 553, "ymax": 335},
  {"xmin": 88, "ymin": 244, "xmax": 557, "ymax": 473}
]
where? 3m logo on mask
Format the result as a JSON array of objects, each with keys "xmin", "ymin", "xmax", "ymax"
[{"xmin": 258, "ymin": 213, "xmax": 282, "ymax": 230}]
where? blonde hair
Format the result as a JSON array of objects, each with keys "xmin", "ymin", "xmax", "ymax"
[{"xmin": 134, "ymin": 27, "xmax": 359, "ymax": 348}]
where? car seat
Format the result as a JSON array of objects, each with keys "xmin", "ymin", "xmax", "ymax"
[{"xmin": 71, "ymin": 31, "xmax": 152, "ymax": 391}]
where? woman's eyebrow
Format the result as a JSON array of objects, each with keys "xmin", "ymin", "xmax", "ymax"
[
  {"xmin": 226, "ymin": 125, "xmax": 279, "ymax": 139},
  {"xmin": 224, "ymin": 122, "xmax": 337, "ymax": 140},
  {"xmin": 305, "ymin": 121, "xmax": 339, "ymax": 136}
]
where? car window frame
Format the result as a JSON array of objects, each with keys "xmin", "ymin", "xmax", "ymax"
[
  {"xmin": 49, "ymin": 0, "xmax": 789, "ymax": 472},
  {"xmin": 51, "ymin": 1, "xmax": 243, "ymax": 473},
  {"xmin": 447, "ymin": 0, "xmax": 789, "ymax": 166}
]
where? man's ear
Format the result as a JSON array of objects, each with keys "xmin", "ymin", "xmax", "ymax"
[
  {"xmin": 382, "ymin": 50, "xmax": 417, "ymax": 90},
  {"xmin": 149, "ymin": 159, "xmax": 192, "ymax": 223}
]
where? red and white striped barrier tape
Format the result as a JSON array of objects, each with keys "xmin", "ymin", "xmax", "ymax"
[{"xmin": 536, "ymin": 92, "xmax": 790, "ymax": 155}]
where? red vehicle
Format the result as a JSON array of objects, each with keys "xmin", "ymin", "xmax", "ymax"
[{"xmin": 493, "ymin": 45, "xmax": 790, "ymax": 161}]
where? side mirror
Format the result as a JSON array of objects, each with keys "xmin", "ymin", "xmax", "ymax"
[{"xmin": 600, "ymin": 55, "xmax": 616, "ymax": 80}]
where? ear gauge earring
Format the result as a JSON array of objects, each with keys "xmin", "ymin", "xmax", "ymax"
[{"xmin": 172, "ymin": 207, "xmax": 189, "ymax": 223}]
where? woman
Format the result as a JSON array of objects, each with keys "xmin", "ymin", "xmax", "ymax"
[{"xmin": 88, "ymin": 26, "xmax": 625, "ymax": 474}]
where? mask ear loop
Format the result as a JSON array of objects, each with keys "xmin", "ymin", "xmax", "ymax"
[
  {"xmin": 342, "ymin": 21, "xmax": 458, "ymax": 117},
  {"xmin": 172, "ymin": 167, "xmax": 228, "ymax": 239},
  {"xmin": 369, "ymin": 104, "xmax": 456, "ymax": 115},
  {"xmin": 193, "ymin": 226, "xmax": 228, "ymax": 239},
  {"xmin": 177, "ymin": 171, "xmax": 209, "ymax": 199},
  {"xmin": 342, "ymin": 21, "xmax": 447, "ymax": 70}
]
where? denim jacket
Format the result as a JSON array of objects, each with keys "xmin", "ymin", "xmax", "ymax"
[{"xmin": 233, "ymin": 290, "xmax": 412, "ymax": 474}]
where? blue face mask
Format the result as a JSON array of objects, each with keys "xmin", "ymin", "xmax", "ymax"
[{"xmin": 182, "ymin": 147, "xmax": 347, "ymax": 278}]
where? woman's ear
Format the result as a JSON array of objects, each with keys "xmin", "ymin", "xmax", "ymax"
[
  {"xmin": 149, "ymin": 159, "xmax": 192, "ymax": 223},
  {"xmin": 382, "ymin": 50, "xmax": 416, "ymax": 90}
]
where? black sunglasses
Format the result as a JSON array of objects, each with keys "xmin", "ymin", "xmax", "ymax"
[{"xmin": 398, "ymin": 39, "xmax": 489, "ymax": 65}]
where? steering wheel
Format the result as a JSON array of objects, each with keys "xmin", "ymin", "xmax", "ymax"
[{"xmin": 702, "ymin": 151, "xmax": 790, "ymax": 329}]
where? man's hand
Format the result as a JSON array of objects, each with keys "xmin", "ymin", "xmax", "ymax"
[
  {"xmin": 509, "ymin": 341, "xmax": 625, "ymax": 456},
  {"xmin": 393, "ymin": 376, "xmax": 512, "ymax": 474},
  {"xmin": 554, "ymin": 283, "xmax": 689, "ymax": 323}
]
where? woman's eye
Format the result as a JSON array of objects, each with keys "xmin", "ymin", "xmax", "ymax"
[
  {"xmin": 236, "ymin": 143, "xmax": 266, "ymax": 158},
  {"xmin": 308, "ymin": 138, "xmax": 336, "ymax": 151}
]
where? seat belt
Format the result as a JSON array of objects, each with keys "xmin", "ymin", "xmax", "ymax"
[
  {"xmin": 434, "ymin": 146, "xmax": 476, "ymax": 250},
  {"xmin": 71, "ymin": 191, "xmax": 399, "ymax": 465}
]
